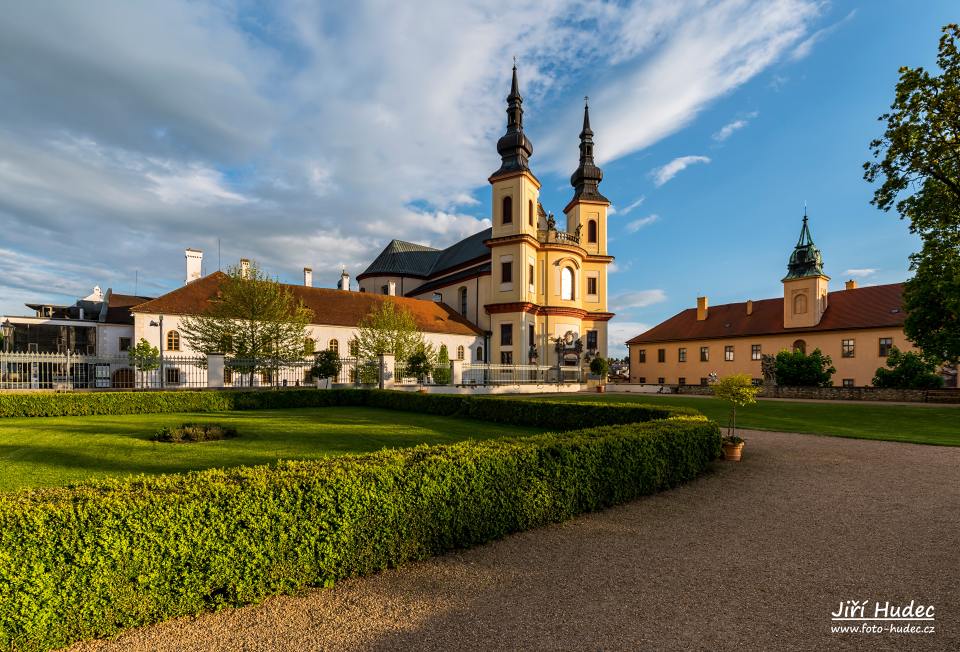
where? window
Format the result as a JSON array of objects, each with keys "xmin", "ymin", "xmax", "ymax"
[
  {"xmin": 700, "ymin": 346, "xmax": 709, "ymax": 362},
  {"xmin": 224, "ymin": 367, "xmax": 233, "ymax": 385},
  {"xmin": 657, "ymin": 377, "xmax": 665, "ymax": 384},
  {"xmin": 500, "ymin": 351, "xmax": 513, "ymax": 364},
  {"xmin": 879, "ymin": 337, "xmax": 893, "ymax": 357},
  {"xmin": 529, "ymin": 264, "xmax": 535, "ymax": 287},
  {"xmin": 793, "ymin": 339, "xmax": 806, "ymax": 354},
  {"xmin": 638, "ymin": 349, "xmax": 646, "ymax": 363},
  {"xmin": 678, "ymin": 347, "xmax": 687, "ymax": 362},
  {"xmin": 528, "ymin": 200, "xmax": 534, "ymax": 226},
  {"xmin": 587, "ymin": 220, "xmax": 597, "ymax": 243},
  {"xmin": 500, "ymin": 323, "xmax": 513, "ymax": 346},
  {"xmin": 638, "ymin": 377, "xmax": 646, "ymax": 384},
  {"xmin": 502, "ymin": 195, "xmax": 512, "ymax": 224},
  {"xmin": 457, "ymin": 345, "xmax": 465, "ymax": 360},
  {"xmin": 475, "ymin": 346, "xmax": 484, "ymax": 362},
  {"xmin": 587, "ymin": 276, "xmax": 598, "ymax": 295},
  {"xmin": 165, "ymin": 367, "xmax": 181, "ymax": 384},
  {"xmin": 657, "ymin": 348, "xmax": 666, "ymax": 363},
  {"xmin": 529, "ymin": 324, "xmax": 536, "ymax": 349},
  {"xmin": 166, "ymin": 330, "xmax": 180, "ymax": 351},
  {"xmin": 678, "ymin": 377, "xmax": 686, "ymax": 386},
  {"xmin": 501, "ymin": 261, "xmax": 513, "ymax": 284},
  {"xmin": 381, "ymin": 284, "xmax": 389, "ymax": 295},
  {"xmin": 561, "ymin": 266, "xmax": 574, "ymax": 300},
  {"xmin": 842, "ymin": 378, "xmax": 855, "ymax": 388},
  {"xmin": 586, "ymin": 330, "xmax": 598, "ymax": 352},
  {"xmin": 700, "ymin": 377, "xmax": 709, "ymax": 386},
  {"xmin": 724, "ymin": 345, "xmax": 734, "ymax": 361},
  {"xmin": 842, "ymin": 339, "xmax": 855, "ymax": 358},
  {"xmin": 118, "ymin": 337, "xmax": 131, "ymax": 352},
  {"xmin": 459, "ymin": 287, "xmax": 468, "ymax": 315},
  {"xmin": 793, "ymin": 293, "xmax": 808, "ymax": 315},
  {"xmin": 329, "ymin": 339, "xmax": 339, "ymax": 354},
  {"xmin": 304, "ymin": 338, "xmax": 315, "ymax": 355},
  {"xmin": 751, "ymin": 344, "xmax": 761, "ymax": 360},
  {"xmin": 349, "ymin": 339, "xmax": 358, "ymax": 356}
]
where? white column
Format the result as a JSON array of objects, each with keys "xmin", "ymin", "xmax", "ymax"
[
  {"xmin": 379, "ymin": 353, "xmax": 395, "ymax": 389},
  {"xmin": 450, "ymin": 359, "xmax": 463, "ymax": 386},
  {"xmin": 207, "ymin": 353, "xmax": 225, "ymax": 389}
]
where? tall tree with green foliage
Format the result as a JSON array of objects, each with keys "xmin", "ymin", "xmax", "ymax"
[
  {"xmin": 353, "ymin": 301, "xmax": 429, "ymax": 363},
  {"xmin": 127, "ymin": 338, "xmax": 159, "ymax": 387},
  {"xmin": 864, "ymin": 24, "xmax": 960, "ymax": 364},
  {"xmin": 179, "ymin": 261, "xmax": 311, "ymax": 383},
  {"xmin": 873, "ymin": 346, "xmax": 944, "ymax": 389},
  {"xmin": 774, "ymin": 348, "xmax": 835, "ymax": 387}
]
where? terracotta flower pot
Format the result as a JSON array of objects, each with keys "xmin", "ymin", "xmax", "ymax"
[
  {"xmin": 722, "ymin": 441, "xmax": 744, "ymax": 462},
  {"xmin": 596, "ymin": 385, "xmax": 606, "ymax": 393}
]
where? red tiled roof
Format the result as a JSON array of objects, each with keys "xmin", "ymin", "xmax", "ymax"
[
  {"xmin": 626, "ymin": 283, "xmax": 906, "ymax": 344},
  {"xmin": 131, "ymin": 272, "xmax": 483, "ymax": 336}
]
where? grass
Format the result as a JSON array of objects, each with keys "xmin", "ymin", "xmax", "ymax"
[
  {"xmin": 515, "ymin": 393, "xmax": 960, "ymax": 446},
  {"xmin": 0, "ymin": 407, "xmax": 540, "ymax": 492}
]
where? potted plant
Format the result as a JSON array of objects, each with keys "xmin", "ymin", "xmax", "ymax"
[
  {"xmin": 310, "ymin": 349, "xmax": 342, "ymax": 389},
  {"xmin": 711, "ymin": 373, "xmax": 760, "ymax": 461},
  {"xmin": 406, "ymin": 349, "xmax": 432, "ymax": 392},
  {"xmin": 589, "ymin": 356, "xmax": 610, "ymax": 393}
]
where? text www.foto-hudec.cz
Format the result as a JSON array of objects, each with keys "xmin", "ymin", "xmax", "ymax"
[{"xmin": 830, "ymin": 600, "xmax": 936, "ymax": 635}]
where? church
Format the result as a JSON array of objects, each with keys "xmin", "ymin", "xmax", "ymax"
[{"xmin": 358, "ymin": 66, "xmax": 615, "ymax": 367}]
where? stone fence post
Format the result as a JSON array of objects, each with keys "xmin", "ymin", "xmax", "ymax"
[
  {"xmin": 207, "ymin": 353, "xmax": 225, "ymax": 389},
  {"xmin": 450, "ymin": 359, "xmax": 463, "ymax": 386},
  {"xmin": 379, "ymin": 353, "xmax": 395, "ymax": 389}
]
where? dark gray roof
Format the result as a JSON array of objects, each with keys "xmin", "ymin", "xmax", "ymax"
[{"xmin": 360, "ymin": 228, "xmax": 492, "ymax": 280}]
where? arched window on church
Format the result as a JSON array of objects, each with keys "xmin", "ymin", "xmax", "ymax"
[
  {"xmin": 561, "ymin": 266, "xmax": 575, "ymax": 301},
  {"xmin": 793, "ymin": 339, "xmax": 807, "ymax": 355},
  {"xmin": 502, "ymin": 196, "xmax": 512, "ymax": 224},
  {"xmin": 476, "ymin": 346, "xmax": 484, "ymax": 362},
  {"xmin": 528, "ymin": 200, "xmax": 534, "ymax": 226},
  {"xmin": 328, "ymin": 339, "xmax": 339, "ymax": 354},
  {"xmin": 304, "ymin": 337, "xmax": 315, "ymax": 356},
  {"xmin": 793, "ymin": 293, "xmax": 808, "ymax": 315},
  {"xmin": 457, "ymin": 345, "xmax": 465, "ymax": 360},
  {"xmin": 588, "ymin": 220, "xmax": 597, "ymax": 243},
  {"xmin": 166, "ymin": 330, "xmax": 180, "ymax": 351}
]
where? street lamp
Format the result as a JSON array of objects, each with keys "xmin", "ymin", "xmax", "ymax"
[{"xmin": 149, "ymin": 315, "xmax": 164, "ymax": 389}]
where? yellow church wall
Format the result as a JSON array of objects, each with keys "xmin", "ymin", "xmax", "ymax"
[{"xmin": 628, "ymin": 327, "xmax": 917, "ymax": 387}]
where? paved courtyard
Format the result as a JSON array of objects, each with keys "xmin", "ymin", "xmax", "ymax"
[{"xmin": 73, "ymin": 430, "xmax": 960, "ymax": 652}]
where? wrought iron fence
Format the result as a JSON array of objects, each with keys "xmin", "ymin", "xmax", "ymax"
[
  {"xmin": 461, "ymin": 364, "xmax": 582, "ymax": 386},
  {"xmin": 0, "ymin": 352, "xmax": 209, "ymax": 390}
]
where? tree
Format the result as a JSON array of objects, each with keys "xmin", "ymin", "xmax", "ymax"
[
  {"xmin": 873, "ymin": 346, "xmax": 944, "ymax": 389},
  {"xmin": 405, "ymin": 349, "xmax": 433, "ymax": 386},
  {"xmin": 310, "ymin": 349, "xmax": 342, "ymax": 386},
  {"xmin": 433, "ymin": 344, "xmax": 451, "ymax": 384},
  {"xmin": 711, "ymin": 374, "xmax": 760, "ymax": 443},
  {"xmin": 128, "ymin": 338, "xmax": 159, "ymax": 387},
  {"xmin": 589, "ymin": 357, "xmax": 610, "ymax": 385},
  {"xmin": 353, "ymin": 301, "xmax": 430, "ymax": 363},
  {"xmin": 774, "ymin": 348, "xmax": 835, "ymax": 387},
  {"xmin": 179, "ymin": 261, "xmax": 311, "ymax": 385},
  {"xmin": 864, "ymin": 24, "xmax": 960, "ymax": 363}
]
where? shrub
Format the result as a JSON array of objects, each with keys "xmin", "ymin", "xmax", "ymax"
[
  {"xmin": 774, "ymin": 348, "xmax": 836, "ymax": 387},
  {"xmin": 872, "ymin": 346, "xmax": 944, "ymax": 389},
  {"xmin": 711, "ymin": 374, "xmax": 760, "ymax": 443},
  {"xmin": 153, "ymin": 423, "xmax": 238, "ymax": 443},
  {"xmin": 589, "ymin": 357, "xmax": 610, "ymax": 383},
  {"xmin": 310, "ymin": 349, "xmax": 342, "ymax": 381},
  {"xmin": 0, "ymin": 418, "xmax": 720, "ymax": 650}
]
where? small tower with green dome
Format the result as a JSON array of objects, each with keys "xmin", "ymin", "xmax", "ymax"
[{"xmin": 782, "ymin": 211, "xmax": 830, "ymax": 328}]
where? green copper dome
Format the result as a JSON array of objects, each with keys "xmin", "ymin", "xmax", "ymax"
[{"xmin": 784, "ymin": 214, "xmax": 825, "ymax": 280}]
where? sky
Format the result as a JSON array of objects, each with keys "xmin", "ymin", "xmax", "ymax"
[{"xmin": 0, "ymin": 0, "xmax": 954, "ymax": 356}]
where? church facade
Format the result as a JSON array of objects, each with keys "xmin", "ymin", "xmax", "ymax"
[{"xmin": 358, "ymin": 67, "xmax": 615, "ymax": 368}]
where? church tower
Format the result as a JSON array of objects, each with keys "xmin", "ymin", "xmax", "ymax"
[
  {"xmin": 564, "ymin": 98, "xmax": 609, "ymax": 257},
  {"xmin": 782, "ymin": 212, "xmax": 830, "ymax": 328}
]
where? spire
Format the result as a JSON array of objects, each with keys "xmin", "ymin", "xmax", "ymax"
[
  {"xmin": 784, "ymin": 210, "xmax": 825, "ymax": 279},
  {"xmin": 492, "ymin": 63, "xmax": 534, "ymax": 178},
  {"xmin": 569, "ymin": 96, "xmax": 608, "ymax": 203}
]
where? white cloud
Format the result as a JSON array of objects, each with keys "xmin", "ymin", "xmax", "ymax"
[
  {"xmin": 625, "ymin": 214, "xmax": 660, "ymax": 232},
  {"xmin": 146, "ymin": 165, "xmax": 251, "ymax": 206},
  {"xmin": 651, "ymin": 156, "xmax": 711, "ymax": 186},
  {"xmin": 612, "ymin": 289, "xmax": 667, "ymax": 309},
  {"xmin": 791, "ymin": 10, "xmax": 857, "ymax": 61},
  {"xmin": 616, "ymin": 195, "xmax": 646, "ymax": 215},
  {"xmin": 842, "ymin": 268, "xmax": 877, "ymax": 278},
  {"xmin": 712, "ymin": 111, "xmax": 759, "ymax": 141},
  {"xmin": 607, "ymin": 320, "xmax": 653, "ymax": 357}
]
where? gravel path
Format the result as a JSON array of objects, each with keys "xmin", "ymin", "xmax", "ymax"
[{"xmin": 72, "ymin": 431, "xmax": 960, "ymax": 651}]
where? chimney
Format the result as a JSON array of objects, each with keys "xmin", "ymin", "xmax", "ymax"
[
  {"xmin": 339, "ymin": 268, "xmax": 351, "ymax": 291},
  {"xmin": 239, "ymin": 258, "xmax": 250, "ymax": 279},
  {"xmin": 845, "ymin": 279, "xmax": 857, "ymax": 290},
  {"xmin": 185, "ymin": 248, "xmax": 203, "ymax": 285},
  {"xmin": 696, "ymin": 296, "xmax": 708, "ymax": 321},
  {"xmin": 387, "ymin": 281, "xmax": 397, "ymax": 296},
  {"xmin": 303, "ymin": 267, "xmax": 313, "ymax": 287},
  {"xmin": 746, "ymin": 300, "xmax": 753, "ymax": 316}
]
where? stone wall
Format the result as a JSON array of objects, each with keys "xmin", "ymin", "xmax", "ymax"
[{"xmin": 668, "ymin": 384, "xmax": 960, "ymax": 403}]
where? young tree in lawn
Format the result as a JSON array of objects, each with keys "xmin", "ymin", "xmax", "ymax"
[
  {"xmin": 864, "ymin": 24, "xmax": 960, "ymax": 365},
  {"xmin": 128, "ymin": 338, "xmax": 159, "ymax": 387},
  {"xmin": 872, "ymin": 346, "xmax": 944, "ymax": 389},
  {"xmin": 179, "ymin": 261, "xmax": 311, "ymax": 386},
  {"xmin": 353, "ymin": 301, "xmax": 431, "ymax": 364},
  {"xmin": 712, "ymin": 373, "xmax": 761, "ymax": 444}
]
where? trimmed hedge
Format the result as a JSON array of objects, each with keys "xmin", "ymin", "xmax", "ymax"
[
  {"xmin": 0, "ymin": 389, "xmax": 698, "ymax": 429},
  {"xmin": 0, "ymin": 417, "xmax": 720, "ymax": 651}
]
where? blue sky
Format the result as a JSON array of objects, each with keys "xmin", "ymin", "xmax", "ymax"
[{"xmin": 0, "ymin": 1, "xmax": 953, "ymax": 355}]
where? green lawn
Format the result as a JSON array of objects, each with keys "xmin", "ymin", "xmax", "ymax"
[
  {"xmin": 0, "ymin": 407, "xmax": 540, "ymax": 492},
  {"xmin": 516, "ymin": 393, "xmax": 960, "ymax": 446}
]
